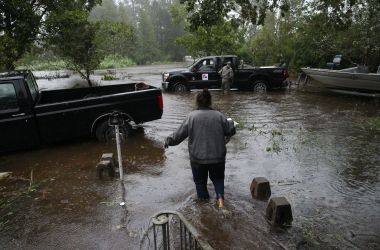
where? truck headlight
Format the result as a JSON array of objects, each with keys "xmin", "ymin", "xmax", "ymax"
[{"xmin": 163, "ymin": 72, "xmax": 170, "ymax": 82}]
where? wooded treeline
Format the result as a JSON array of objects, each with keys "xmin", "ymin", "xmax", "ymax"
[{"xmin": 1, "ymin": 0, "xmax": 379, "ymax": 78}]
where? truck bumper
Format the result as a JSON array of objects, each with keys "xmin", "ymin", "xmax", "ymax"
[{"xmin": 162, "ymin": 82, "xmax": 169, "ymax": 90}]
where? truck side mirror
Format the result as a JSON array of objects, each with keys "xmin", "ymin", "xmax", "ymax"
[{"xmin": 191, "ymin": 67, "xmax": 197, "ymax": 72}]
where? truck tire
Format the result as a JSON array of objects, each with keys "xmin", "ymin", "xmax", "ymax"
[
  {"xmin": 252, "ymin": 80, "xmax": 268, "ymax": 93},
  {"xmin": 95, "ymin": 120, "xmax": 132, "ymax": 143},
  {"xmin": 173, "ymin": 82, "xmax": 188, "ymax": 92}
]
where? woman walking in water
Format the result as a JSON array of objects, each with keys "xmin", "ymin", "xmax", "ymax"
[{"xmin": 165, "ymin": 89, "xmax": 236, "ymax": 208}]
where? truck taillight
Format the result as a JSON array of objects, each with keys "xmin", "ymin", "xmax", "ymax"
[
  {"xmin": 283, "ymin": 69, "xmax": 289, "ymax": 78},
  {"xmin": 157, "ymin": 95, "xmax": 163, "ymax": 110}
]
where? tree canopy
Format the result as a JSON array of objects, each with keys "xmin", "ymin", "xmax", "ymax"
[
  {"xmin": 179, "ymin": 0, "xmax": 289, "ymax": 30},
  {"xmin": 0, "ymin": 0, "xmax": 101, "ymax": 70},
  {"xmin": 46, "ymin": 9, "xmax": 103, "ymax": 86},
  {"xmin": 1, "ymin": 0, "xmax": 379, "ymax": 74}
]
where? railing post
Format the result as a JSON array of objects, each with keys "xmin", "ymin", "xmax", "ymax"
[
  {"xmin": 153, "ymin": 226, "xmax": 157, "ymax": 250},
  {"xmin": 180, "ymin": 220, "xmax": 183, "ymax": 249},
  {"xmin": 152, "ymin": 214, "xmax": 170, "ymax": 250},
  {"xmin": 162, "ymin": 222, "xmax": 168, "ymax": 250},
  {"xmin": 151, "ymin": 211, "xmax": 214, "ymax": 250}
]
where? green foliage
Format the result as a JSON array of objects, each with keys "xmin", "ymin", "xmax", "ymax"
[
  {"xmin": 239, "ymin": 13, "xmax": 279, "ymax": 66},
  {"xmin": 356, "ymin": 116, "xmax": 380, "ymax": 130},
  {"xmin": 16, "ymin": 60, "xmax": 67, "ymax": 71},
  {"xmin": 237, "ymin": 0, "xmax": 380, "ymax": 72},
  {"xmin": 101, "ymin": 74, "xmax": 119, "ymax": 80},
  {"xmin": 46, "ymin": 9, "xmax": 104, "ymax": 86},
  {"xmin": 133, "ymin": 2, "xmax": 161, "ymax": 64},
  {"xmin": 369, "ymin": 117, "xmax": 380, "ymax": 130},
  {"xmin": 6, "ymin": 0, "xmax": 379, "ymax": 74},
  {"xmin": 179, "ymin": 0, "xmax": 286, "ymax": 30},
  {"xmin": 96, "ymin": 21, "xmax": 136, "ymax": 57},
  {"xmin": 0, "ymin": 0, "xmax": 101, "ymax": 71},
  {"xmin": 99, "ymin": 55, "xmax": 136, "ymax": 69},
  {"xmin": 177, "ymin": 20, "xmax": 246, "ymax": 57},
  {"xmin": 151, "ymin": 0, "xmax": 186, "ymax": 61},
  {"xmin": 15, "ymin": 47, "xmax": 67, "ymax": 70},
  {"xmin": 89, "ymin": 0, "xmax": 119, "ymax": 22},
  {"xmin": 249, "ymin": 123, "xmax": 286, "ymax": 154},
  {"xmin": 0, "ymin": 0, "xmax": 41, "ymax": 70}
]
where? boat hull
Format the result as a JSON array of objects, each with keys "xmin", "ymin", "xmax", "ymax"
[{"xmin": 301, "ymin": 68, "xmax": 380, "ymax": 92}]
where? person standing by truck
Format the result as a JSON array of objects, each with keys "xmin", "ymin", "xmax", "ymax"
[
  {"xmin": 164, "ymin": 89, "xmax": 236, "ymax": 208},
  {"xmin": 218, "ymin": 61, "xmax": 234, "ymax": 93}
]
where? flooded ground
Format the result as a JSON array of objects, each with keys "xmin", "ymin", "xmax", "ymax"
[{"xmin": 1, "ymin": 66, "xmax": 379, "ymax": 249}]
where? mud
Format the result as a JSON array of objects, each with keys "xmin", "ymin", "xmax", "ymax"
[{"xmin": 1, "ymin": 67, "xmax": 379, "ymax": 249}]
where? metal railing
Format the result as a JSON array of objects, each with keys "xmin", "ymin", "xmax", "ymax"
[{"xmin": 149, "ymin": 210, "xmax": 214, "ymax": 250}]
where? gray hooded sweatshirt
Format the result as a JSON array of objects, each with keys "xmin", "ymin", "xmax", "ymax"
[{"xmin": 166, "ymin": 108, "xmax": 236, "ymax": 164}]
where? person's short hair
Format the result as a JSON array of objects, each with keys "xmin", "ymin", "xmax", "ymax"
[
  {"xmin": 227, "ymin": 61, "xmax": 231, "ymax": 65},
  {"xmin": 196, "ymin": 89, "xmax": 212, "ymax": 108}
]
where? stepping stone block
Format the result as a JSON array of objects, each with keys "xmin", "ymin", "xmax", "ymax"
[
  {"xmin": 0, "ymin": 172, "xmax": 12, "ymax": 181},
  {"xmin": 250, "ymin": 177, "xmax": 271, "ymax": 200},
  {"xmin": 266, "ymin": 197, "xmax": 293, "ymax": 226},
  {"xmin": 96, "ymin": 160, "xmax": 115, "ymax": 179},
  {"xmin": 101, "ymin": 153, "xmax": 116, "ymax": 167}
]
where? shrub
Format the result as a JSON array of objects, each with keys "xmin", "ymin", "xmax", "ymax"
[{"xmin": 99, "ymin": 55, "xmax": 135, "ymax": 69}]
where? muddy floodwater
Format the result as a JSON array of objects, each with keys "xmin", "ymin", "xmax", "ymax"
[{"xmin": 1, "ymin": 66, "xmax": 380, "ymax": 249}]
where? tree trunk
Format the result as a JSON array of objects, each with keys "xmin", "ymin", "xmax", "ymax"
[
  {"xmin": 86, "ymin": 78, "xmax": 93, "ymax": 87},
  {"xmin": 86, "ymin": 69, "xmax": 93, "ymax": 87}
]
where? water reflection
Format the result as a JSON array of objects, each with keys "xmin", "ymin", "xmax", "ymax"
[{"xmin": 122, "ymin": 132, "xmax": 166, "ymax": 175}]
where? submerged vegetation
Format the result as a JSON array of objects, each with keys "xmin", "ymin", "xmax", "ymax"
[
  {"xmin": 368, "ymin": 117, "xmax": 380, "ymax": 130},
  {"xmin": 101, "ymin": 74, "xmax": 119, "ymax": 80},
  {"xmin": 248, "ymin": 123, "xmax": 287, "ymax": 154},
  {"xmin": 356, "ymin": 116, "xmax": 380, "ymax": 130}
]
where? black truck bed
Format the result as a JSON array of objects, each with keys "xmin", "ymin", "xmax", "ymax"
[{"xmin": 37, "ymin": 83, "xmax": 149, "ymax": 105}]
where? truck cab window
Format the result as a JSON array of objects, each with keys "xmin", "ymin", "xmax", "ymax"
[
  {"xmin": 0, "ymin": 83, "xmax": 19, "ymax": 111},
  {"xmin": 198, "ymin": 59, "xmax": 215, "ymax": 71},
  {"xmin": 26, "ymin": 73, "xmax": 38, "ymax": 103}
]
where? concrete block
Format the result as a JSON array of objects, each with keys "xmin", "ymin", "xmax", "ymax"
[
  {"xmin": 0, "ymin": 172, "xmax": 12, "ymax": 181},
  {"xmin": 250, "ymin": 177, "xmax": 271, "ymax": 200},
  {"xmin": 96, "ymin": 160, "xmax": 115, "ymax": 179},
  {"xmin": 266, "ymin": 197, "xmax": 293, "ymax": 226},
  {"xmin": 101, "ymin": 153, "xmax": 116, "ymax": 167}
]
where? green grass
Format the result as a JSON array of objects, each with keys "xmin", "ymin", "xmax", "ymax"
[
  {"xmin": 101, "ymin": 74, "xmax": 119, "ymax": 80},
  {"xmin": 355, "ymin": 116, "xmax": 380, "ymax": 130},
  {"xmin": 16, "ymin": 55, "xmax": 137, "ymax": 71},
  {"xmin": 16, "ymin": 60, "xmax": 68, "ymax": 71},
  {"xmin": 368, "ymin": 117, "xmax": 380, "ymax": 130},
  {"xmin": 98, "ymin": 55, "xmax": 136, "ymax": 69}
]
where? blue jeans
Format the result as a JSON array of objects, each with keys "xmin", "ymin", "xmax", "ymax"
[{"xmin": 190, "ymin": 161, "xmax": 225, "ymax": 199}]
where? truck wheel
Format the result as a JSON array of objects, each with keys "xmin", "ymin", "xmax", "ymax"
[
  {"xmin": 253, "ymin": 80, "xmax": 268, "ymax": 93},
  {"xmin": 173, "ymin": 82, "xmax": 188, "ymax": 92},
  {"xmin": 95, "ymin": 120, "xmax": 132, "ymax": 143}
]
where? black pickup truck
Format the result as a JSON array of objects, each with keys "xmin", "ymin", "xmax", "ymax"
[
  {"xmin": 162, "ymin": 55, "xmax": 289, "ymax": 92},
  {"xmin": 0, "ymin": 71, "xmax": 163, "ymax": 152}
]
